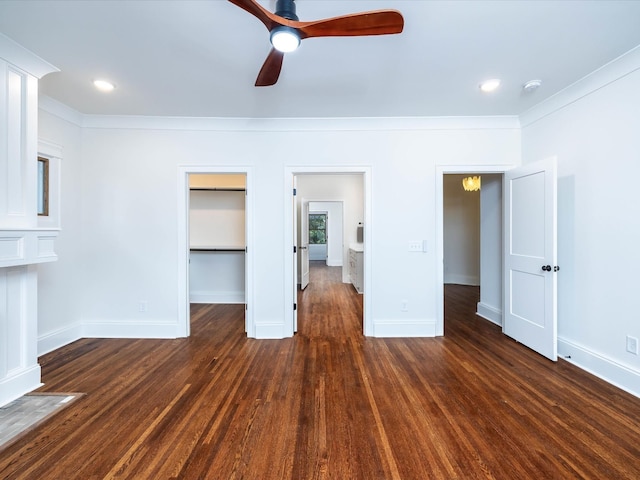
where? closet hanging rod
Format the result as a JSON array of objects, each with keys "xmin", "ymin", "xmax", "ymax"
[
  {"xmin": 190, "ymin": 247, "xmax": 246, "ymax": 252},
  {"xmin": 189, "ymin": 187, "xmax": 245, "ymax": 191}
]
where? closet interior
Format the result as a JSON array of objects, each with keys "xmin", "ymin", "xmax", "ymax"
[{"xmin": 189, "ymin": 173, "xmax": 246, "ymax": 304}]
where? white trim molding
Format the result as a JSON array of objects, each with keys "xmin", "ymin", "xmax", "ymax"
[
  {"xmin": 0, "ymin": 229, "xmax": 58, "ymax": 267},
  {"xmin": 559, "ymin": 337, "xmax": 640, "ymax": 398},
  {"xmin": 476, "ymin": 302, "xmax": 502, "ymax": 327},
  {"xmin": 177, "ymin": 165, "xmax": 254, "ymax": 339},
  {"xmin": 38, "ymin": 323, "xmax": 82, "ymax": 356},
  {"xmin": 285, "ymin": 166, "xmax": 372, "ymax": 338},
  {"xmin": 0, "ymin": 33, "xmax": 58, "ymax": 79},
  {"xmin": 38, "ymin": 95, "xmax": 520, "ymax": 133},
  {"xmin": 373, "ymin": 319, "xmax": 437, "ymax": 337},
  {"xmin": 435, "ymin": 164, "xmax": 515, "ymax": 336},
  {"xmin": 81, "ymin": 320, "xmax": 181, "ymax": 339},
  {"xmin": 189, "ymin": 292, "xmax": 245, "ymax": 304},
  {"xmin": 520, "ymin": 44, "xmax": 640, "ymax": 127},
  {"xmin": 254, "ymin": 322, "xmax": 288, "ymax": 340},
  {"xmin": 0, "ymin": 365, "xmax": 42, "ymax": 408}
]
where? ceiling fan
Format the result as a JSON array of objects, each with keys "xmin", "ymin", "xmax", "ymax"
[{"xmin": 228, "ymin": 0, "xmax": 404, "ymax": 86}]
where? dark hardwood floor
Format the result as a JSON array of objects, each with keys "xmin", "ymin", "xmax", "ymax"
[{"xmin": 1, "ymin": 263, "xmax": 640, "ymax": 479}]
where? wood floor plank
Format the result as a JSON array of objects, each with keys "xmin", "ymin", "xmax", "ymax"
[{"xmin": 1, "ymin": 267, "xmax": 640, "ymax": 479}]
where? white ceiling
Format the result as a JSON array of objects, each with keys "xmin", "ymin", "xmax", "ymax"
[{"xmin": 1, "ymin": 0, "xmax": 640, "ymax": 118}]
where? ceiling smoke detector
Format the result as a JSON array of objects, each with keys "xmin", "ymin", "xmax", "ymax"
[{"xmin": 523, "ymin": 79, "xmax": 542, "ymax": 92}]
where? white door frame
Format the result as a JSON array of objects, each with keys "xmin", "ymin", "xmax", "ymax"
[
  {"xmin": 435, "ymin": 164, "xmax": 514, "ymax": 336},
  {"xmin": 284, "ymin": 166, "xmax": 372, "ymax": 337},
  {"xmin": 177, "ymin": 165, "xmax": 254, "ymax": 338}
]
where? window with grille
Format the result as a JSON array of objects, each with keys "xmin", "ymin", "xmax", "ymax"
[{"xmin": 309, "ymin": 214, "xmax": 327, "ymax": 244}]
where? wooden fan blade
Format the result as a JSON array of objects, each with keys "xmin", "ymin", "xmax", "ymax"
[
  {"xmin": 296, "ymin": 10, "xmax": 404, "ymax": 39},
  {"xmin": 227, "ymin": 0, "xmax": 282, "ymax": 31},
  {"xmin": 256, "ymin": 48, "xmax": 285, "ymax": 86}
]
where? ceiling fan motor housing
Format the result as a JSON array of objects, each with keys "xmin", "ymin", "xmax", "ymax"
[{"xmin": 275, "ymin": 0, "xmax": 298, "ymax": 21}]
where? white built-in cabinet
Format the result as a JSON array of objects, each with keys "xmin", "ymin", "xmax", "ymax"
[
  {"xmin": 1, "ymin": 35, "xmax": 59, "ymax": 407},
  {"xmin": 349, "ymin": 244, "xmax": 363, "ymax": 294},
  {"xmin": 189, "ymin": 174, "xmax": 246, "ymax": 304}
]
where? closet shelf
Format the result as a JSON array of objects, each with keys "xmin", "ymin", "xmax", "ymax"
[
  {"xmin": 190, "ymin": 246, "xmax": 245, "ymax": 252},
  {"xmin": 189, "ymin": 187, "xmax": 245, "ymax": 192}
]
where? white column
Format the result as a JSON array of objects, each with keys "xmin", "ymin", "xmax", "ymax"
[{"xmin": 0, "ymin": 34, "xmax": 59, "ymax": 406}]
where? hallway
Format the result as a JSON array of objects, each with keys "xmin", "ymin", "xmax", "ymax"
[{"xmin": 297, "ymin": 261, "xmax": 363, "ymax": 337}]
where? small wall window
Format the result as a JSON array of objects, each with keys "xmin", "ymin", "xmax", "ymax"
[
  {"xmin": 37, "ymin": 156, "xmax": 49, "ymax": 216},
  {"xmin": 309, "ymin": 214, "xmax": 327, "ymax": 244}
]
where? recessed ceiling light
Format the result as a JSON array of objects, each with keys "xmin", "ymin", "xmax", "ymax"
[
  {"xmin": 93, "ymin": 79, "xmax": 115, "ymax": 92},
  {"xmin": 479, "ymin": 78, "xmax": 501, "ymax": 93},
  {"xmin": 523, "ymin": 79, "xmax": 542, "ymax": 92}
]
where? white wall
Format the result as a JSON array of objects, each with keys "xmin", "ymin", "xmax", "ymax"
[
  {"xmin": 36, "ymin": 113, "xmax": 520, "ymax": 341},
  {"xmin": 443, "ymin": 174, "xmax": 480, "ymax": 285},
  {"xmin": 36, "ymin": 108, "xmax": 84, "ymax": 354},
  {"xmin": 189, "ymin": 251, "xmax": 245, "ymax": 304},
  {"xmin": 189, "ymin": 190, "xmax": 245, "ymax": 248},
  {"xmin": 478, "ymin": 174, "xmax": 502, "ymax": 326},
  {"xmin": 521, "ymin": 47, "xmax": 640, "ymax": 396}
]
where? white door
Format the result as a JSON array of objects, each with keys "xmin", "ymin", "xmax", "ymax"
[
  {"xmin": 300, "ymin": 200, "xmax": 310, "ymax": 290},
  {"xmin": 292, "ymin": 178, "xmax": 298, "ymax": 332},
  {"xmin": 504, "ymin": 158, "xmax": 558, "ymax": 361}
]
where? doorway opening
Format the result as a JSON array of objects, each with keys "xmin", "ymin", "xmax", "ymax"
[
  {"xmin": 442, "ymin": 173, "xmax": 503, "ymax": 334},
  {"xmin": 437, "ymin": 159, "xmax": 559, "ymax": 361},
  {"xmin": 436, "ymin": 166, "xmax": 508, "ymax": 337},
  {"xmin": 285, "ymin": 167, "xmax": 371, "ymax": 337},
  {"xmin": 177, "ymin": 167, "xmax": 253, "ymax": 338}
]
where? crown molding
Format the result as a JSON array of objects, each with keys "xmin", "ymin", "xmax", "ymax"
[
  {"xmin": 0, "ymin": 33, "xmax": 58, "ymax": 78},
  {"xmin": 520, "ymin": 44, "xmax": 640, "ymax": 128},
  {"xmin": 39, "ymin": 96, "xmax": 84, "ymax": 127},
  {"xmin": 37, "ymin": 99, "xmax": 520, "ymax": 132}
]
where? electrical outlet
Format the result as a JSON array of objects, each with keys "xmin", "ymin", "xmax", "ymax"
[
  {"xmin": 139, "ymin": 301, "xmax": 148, "ymax": 313},
  {"xmin": 408, "ymin": 241, "xmax": 422, "ymax": 252},
  {"xmin": 401, "ymin": 300, "xmax": 409, "ymax": 312},
  {"xmin": 626, "ymin": 335, "xmax": 638, "ymax": 355}
]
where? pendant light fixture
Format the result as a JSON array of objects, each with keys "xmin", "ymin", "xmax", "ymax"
[{"xmin": 462, "ymin": 176, "xmax": 481, "ymax": 192}]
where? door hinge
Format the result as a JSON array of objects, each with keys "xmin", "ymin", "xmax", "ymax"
[
  {"xmin": 293, "ymin": 303, "xmax": 297, "ymax": 311},
  {"xmin": 293, "ymin": 188, "xmax": 297, "ymax": 196},
  {"xmin": 293, "ymin": 246, "xmax": 297, "ymax": 253}
]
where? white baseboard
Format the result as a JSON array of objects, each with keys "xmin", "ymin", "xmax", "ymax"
[
  {"xmin": 444, "ymin": 275, "xmax": 479, "ymax": 286},
  {"xmin": 326, "ymin": 259, "xmax": 342, "ymax": 267},
  {"xmin": 0, "ymin": 364, "xmax": 42, "ymax": 408},
  {"xmin": 476, "ymin": 302, "xmax": 502, "ymax": 327},
  {"xmin": 558, "ymin": 337, "xmax": 640, "ymax": 398},
  {"xmin": 190, "ymin": 291, "xmax": 244, "ymax": 304},
  {"xmin": 81, "ymin": 320, "xmax": 180, "ymax": 339},
  {"xmin": 38, "ymin": 324, "xmax": 82, "ymax": 356},
  {"xmin": 373, "ymin": 319, "xmax": 437, "ymax": 337},
  {"xmin": 254, "ymin": 322, "xmax": 287, "ymax": 339}
]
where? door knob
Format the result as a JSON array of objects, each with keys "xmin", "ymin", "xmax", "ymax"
[{"xmin": 542, "ymin": 265, "xmax": 551, "ymax": 271}]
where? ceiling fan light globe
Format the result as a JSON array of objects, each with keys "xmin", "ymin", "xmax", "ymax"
[{"xmin": 270, "ymin": 26, "xmax": 300, "ymax": 53}]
